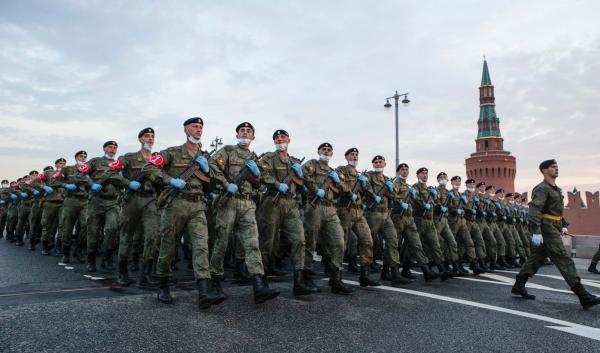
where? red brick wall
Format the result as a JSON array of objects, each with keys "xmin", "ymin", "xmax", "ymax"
[{"xmin": 563, "ymin": 191, "xmax": 600, "ymax": 236}]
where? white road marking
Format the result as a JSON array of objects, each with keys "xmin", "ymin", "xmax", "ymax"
[
  {"xmin": 83, "ymin": 275, "xmax": 105, "ymax": 281},
  {"xmin": 341, "ymin": 279, "xmax": 600, "ymax": 341},
  {"xmin": 58, "ymin": 262, "xmax": 66, "ymax": 266},
  {"xmin": 64, "ymin": 266, "xmax": 74, "ymax": 270},
  {"xmin": 495, "ymin": 270, "xmax": 600, "ymax": 289}
]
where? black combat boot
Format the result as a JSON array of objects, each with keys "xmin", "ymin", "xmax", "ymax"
[
  {"xmin": 252, "ymin": 274, "xmax": 280, "ymax": 304},
  {"xmin": 54, "ymin": 238, "xmax": 63, "ymax": 256},
  {"xmin": 478, "ymin": 259, "xmax": 490, "ymax": 273},
  {"xmin": 86, "ymin": 252, "xmax": 97, "ymax": 272},
  {"xmin": 130, "ymin": 252, "xmax": 140, "ymax": 272},
  {"xmin": 518, "ymin": 256, "xmax": 527, "ymax": 266},
  {"xmin": 453, "ymin": 262, "xmax": 469, "ymax": 277},
  {"xmin": 511, "ymin": 274, "xmax": 535, "ymax": 300},
  {"xmin": 571, "ymin": 283, "xmax": 600, "ymax": 309},
  {"xmin": 272, "ymin": 257, "xmax": 287, "ymax": 276},
  {"xmin": 401, "ymin": 264, "xmax": 417, "ymax": 279},
  {"xmin": 116, "ymin": 259, "xmax": 131, "ymax": 287},
  {"xmin": 498, "ymin": 256, "xmax": 510, "ymax": 269},
  {"xmin": 506, "ymin": 256, "xmax": 518, "ymax": 268},
  {"xmin": 303, "ymin": 270, "xmax": 320, "ymax": 293},
  {"xmin": 489, "ymin": 258, "xmax": 504, "ymax": 271},
  {"xmin": 28, "ymin": 237, "xmax": 36, "ymax": 251},
  {"xmin": 293, "ymin": 270, "xmax": 314, "ymax": 296},
  {"xmin": 390, "ymin": 267, "xmax": 412, "ymax": 287},
  {"xmin": 41, "ymin": 240, "xmax": 51, "ymax": 256},
  {"xmin": 101, "ymin": 251, "xmax": 115, "ymax": 271},
  {"xmin": 329, "ymin": 270, "xmax": 354, "ymax": 295},
  {"xmin": 588, "ymin": 262, "xmax": 599, "ymax": 274},
  {"xmin": 470, "ymin": 261, "xmax": 484, "ymax": 276},
  {"xmin": 60, "ymin": 246, "xmax": 71, "ymax": 264},
  {"xmin": 370, "ymin": 261, "xmax": 382, "ymax": 272},
  {"xmin": 380, "ymin": 264, "xmax": 391, "ymax": 281},
  {"xmin": 234, "ymin": 259, "xmax": 249, "ymax": 282},
  {"xmin": 437, "ymin": 264, "xmax": 453, "ymax": 281},
  {"xmin": 138, "ymin": 260, "xmax": 157, "ymax": 287},
  {"xmin": 347, "ymin": 256, "xmax": 360, "ymax": 273},
  {"xmin": 157, "ymin": 277, "xmax": 173, "ymax": 304},
  {"xmin": 209, "ymin": 276, "xmax": 228, "ymax": 302},
  {"xmin": 72, "ymin": 246, "xmax": 85, "ymax": 264},
  {"xmin": 359, "ymin": 266, "xmax": 382, "ymax": 287},
  {"xmin": 196, "ymin": 278, "xmax": 224, "ymax": 309},
  {"xmin": 421, "ymin": 266, "xmax": 439, "ymax": 282}
]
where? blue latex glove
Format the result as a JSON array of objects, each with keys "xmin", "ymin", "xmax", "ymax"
[
  {"xmin": 424, "ymin": 203, "xmax": 431, "ymax": 211},
  {"xmin": 33, "ymin": 190, "xmax": 41, "ymax": 197},
  {"xmin": 473, "ymin": 196, "xmax": 480, "ymax": 205},
  {"xmin": 492, "ymin": 212, "xmax": 497, "ymax": 217},
  {"xmin": 302, "ymin": 185, "xmax": 309, "ymax": 193},
  {"xmin": 194, "ymin": 156, "xmax": 209, "ymax": 173},
  {"xmin": 328, "ymin": 171, "xmax": 340, "ymax": 184},
  {"xmin": 226, "ymin": 183, "xmax": 238, "ymax": 194},
  {"xmin": 512, "ymin": 218, "xmax": 516, "ymax": 223},
  {"xmin": 401, "ymin": 202, "xmax": 409, "ymax": 210},
  {"xmin": 246, "ymin": 160, "xmax": 260, "ymax": 177},
  {"xmin": 210, "ymin": 192, "xmax": 218, "ymax": 200},
  {"xmin": 316, "ymin": 188, "xmax": 326, "ymax": 198},
  {"xmin": 64, "ymin": 184, "xmax": 77, "ymax": 192},
  {"xmin": 408, "ymin": 187, "xmax": 416, "ymax": 199},
  {"xmin": 351, "ymin": 193, "xmax": 358, "ymax": 203},
  {"xmin": 447, "ymin": 192, "xmax": 455, "ymax": 200},
  {"xmin": 513, "ymin": 207, "xmax": 518, "ymax": 212},
  {"xmin": 90, "ymin": 183, "xmax": 103, "ymax": 192},
  {"xmin": 291, "ymin": 163, "xmax": 302, "ymax": 177},
  {"xmin": 357, "ymin": 175, "xmax": 367, "ymax": 188},
  {"xmin": 484, "ymin": 199, "xmax": 491, "ymax": 206},
  {"xmin": 531, "ymin": 233, "xmax": 543, "ymax": 247},
  {"xmin": 456, "ymin": 209, "xmax": 463, "ymax": 216},
  {"xmin": 429, "ymin": 188, "xmax": 437, "ymax": 200},
  {"xmin": 384, "ymin": 180, "xmax": 394, "ymax": 193},
  {"xmin": 460, "ymin": 195, "xmax": 468, "ymax": 205},
  {"xmin": 440, "ymin": 206, "xmax": 448, "ymax": 213},
  {"xmin": 10, "ymin": 194, "xmax": 18, "ymax": 201},
  {"xmin": 470, "ymin": 209, "xmax": 476, "ymax": 215},
  {"xmin": 503, "ymin": 216, "xmax": 507, "ymax": 221},
  {"xmin": 43, "ymin": 186, "xmax": 54, "ymax": 194},
  {"xmin": 373, "ymin": 195, "xmax": 382, "ymax": 205},
  {"xmin": 20, "ymin": 192, "xmax": 28, "ymax": 198},
  {"xmin": 278, "ymin": 183, "xmax": 289, "ymax": 193},
  {"xmin": 168, "ymin": 179, "xmax": 185, "ymax": 190},
  {"xmin": 0, "ymin": 200, "xmax": 4, "ymax": 205},
  {"xmin": 128, "ymin": 181, "xmax": 141, "ymax": 191},
  {"xmin": 495, "ymin": 202, "xmax": 501, "ymax": 209},
  {"xmin": 482, "ymin": 211, "xmax": 487, "ymax": 217}
]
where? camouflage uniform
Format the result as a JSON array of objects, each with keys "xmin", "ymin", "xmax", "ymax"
[
  {"xmin": 434, "ymin": 185, "xmax": 459, "ymax": 263},
  {"xmin": 14, "ymin": 188, "xmax": 32, "ymax": 245},
  {"xmin": 59, "ymin": 165, "xmax": 89, "ymax": 261},
  {"xmin": 462, "ymin": 189, "xmax": 487, "ymax": 261},
  {"xmin": 447, "ymin": 189, "xmax": 477, "ymax": 262},
  {"xmin": 476, "ymin": 193, "xmax": 497, "ymax": 263},
  {"xmin": 5, "ymin": 190, "xmax": 19, "ymax": 242},
  {"xmin": 412, "ymin": 182, "xmax": 444, "ymax": 265},
  {"xmin": 41, "ymin": 170, "xmax": 66, "ymax": 250}
]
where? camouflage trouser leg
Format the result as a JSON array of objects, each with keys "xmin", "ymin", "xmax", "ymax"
[
  {"xmin": 511, "ymin": 225, "xmax": 526, "ymax": 259},
  {"xmin": 258, "ymin": 197, "xmax": 306, "ymax": 271},
  {"xmin": 467, "ymin": 220, "xmax": 486, "ymax": 260},
  {"xmin": 41, "ymin": 202, "xmax": 62, "ymax": 243},
  {"xmin": 303, "ymin": 204, "xmax": 344, "ymax": 271},
  {"xmin": 86, "ymin": 200, "xmax": 119, "ymax": 255},
  {"xmin": 15, "ymin": 205, "xmax": 31, "ymax": 241},
  {"xmin": 435, "ymin": 217, "xmax": 459, "ymax": 262},
  {"xmin": 478, "ymin": 220, "xmax": 497, "ymax": 261},
  {"xmin": 60, "ymin": 198, "xmax": 87, "ymax": 248},
  {"xmin": 519, "ymin": 221, "xmax": 581, "ymax": 288},
  {"xmin": 450, "ymin": 218, "xmax": 476, "ymax": 262},
  {"xmin": 6, "ymin": 206, "xmax": 18, "ymax": 241},
  {"xmin": 157, "ymin": 198, "xmax": 209, "ymax": 279},
  {"xmin": 518, "ymin": 225, "xmax": 531, "ymax": 257},
  {"xmin": 489, "ymin": 222, "xmax": 506, "ymax": 257},
  {"xmin": 499, "ymin": 223, "xmax": 516, "ymax": 257},
  {"xmin": 414, "ymin": 217, "xmax": 443, "ymax": 265},
  {"xmin": 132, "ymin": 222, "xmax": 144, "ymax": 259},
  {"xmin": 210, "ymin": 198, "xmax": 264, "ymax": 277},
  {"xmin": 338, "ymin": 207, "xmax": 373, "ymax": 266},
  {"xmin": 392, "ymin": 214, "xmax": 429, "ymax": 266},
  {"xmin": 0, "ymin": 209, "xmax": 7, "ymax": 238},
  {"xmin": 118, "ymin": 195, "xmax": 159, "ymax": 263},
  {"xmin": 366, "ymin": 211, "xmax": 398, "ymax": 269},
  {"xmin": 28, "ymin": 204, "xmax": 43, "ymax": 243}
]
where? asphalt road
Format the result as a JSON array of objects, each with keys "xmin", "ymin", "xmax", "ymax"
[{"xmin": 1, "ymin": 238, "xmax": 600, "ymax": 353}]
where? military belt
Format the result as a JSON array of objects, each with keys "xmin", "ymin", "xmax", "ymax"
[
  {"xmin": 97, "ymin": 193, "xmax": 118, "ymax": 200},
  {"xmin": 316, "ymin": 200, "xmax": 335, "ymax": 207},
  {"xmin": 176, "ymin": 193, "xmax": 204, "ymax": 202},
  {"xmin": 542, "ymin": 213, "xmax": 561, "ymax": 221},
  {"xmin": 266, "ymin": 191, "xmax": 293, "ymax": 199},
  {"xmin": 45, "ymin": 199, "xmax": 64, "ymax": 204},
  {"xmin": 234, "ymin": 194, "xmax": 253, "ymax": 200},
  {"xmin": 368, "ymin": 206, "xmax": 388, "ymax": 213}
]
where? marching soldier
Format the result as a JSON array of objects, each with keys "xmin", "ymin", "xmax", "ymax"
[
  {"xmin": 14, "ymin": 174, "xmax": 34, "ymax": 246},
  {"xmin": 302, "ymin": 143, "xmax": 354, "ymax": 294},
  {"xmin": 5, "ymin": 181, "xmax": 20, "ymax": 242},
  {"xmin": 209, "ymin": 122, "xmax": 280, "ymax": 304},
  {"xmin": 0, "ymin": 180, "xmax": 9, "ymax": 238},
  {"xmin": 434, "ymin": 172, "xmax": 460, "ymax": 276},
  {"xmin": 505, "ymin": 192, "xmax": 527, "ymax": 265},
  {"xmin": 475, "ymin": 182, "xmax": 500, "ymax": 271},
  {"xmin": 447, "ymin": 176, "xmax": 480, "ymax": 275},
  {"xmin": 512, "ymin": 159, "xmax": 600, "ymax": 309},
  {"xmin": 335, "ymin": 149, "xmax": 380, "ymax": 287},
  {"xmin": 483, "ymin": 184, "xmax": 510, "ymax": 269},
  {"xmin": 24, "ymin": 170, "xmax": 45, "ymax": 251},
  {"xmin": 257, "ymin": 129, "xmax": 315, "ymax": 295},
  {"xmin": 493, "ymin": 188, "xmax": 519, "ymax": 267},
  {"xmin": 514, "ymin": 192, "xmax": 531, "ymax": 260},
  {"xmin": 40, "ymin": 158, "xmax": 67, "ymax": 255},
  {"xmin": 462, "ymin": 179, "xmax": 488, "ymax": 273}
]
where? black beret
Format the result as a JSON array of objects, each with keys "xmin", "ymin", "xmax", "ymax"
[
  {"xmin": 437, "ymin": 172, "xmax": 447, "ymax": 179},
  {"xmin": 372, "ymin": 155, "xmax": 385, "ymax": 163},
  {"xmin": 272, "ymin": 129, "xmax": 289, "ymax": 139},
  {"xmin": 485, "ymin": 185, "xmax": 494, "ymax": 191},
  {"xmin": 505, "ymin": 193, "xmax": 514, "ymax": 198},
  {"xmin": 43, "ymin": 166, "xmax": 54, "ymax": 172},
  {"xmin": 236, "ymin": 122, "xmax": 254, "ymax": 132},
  {"xmin": 55, "ymin": 158, "xmax": 66, "ymax": 164},
  {"xmin": 416, "ymin": 167, "xmax": 428, "ymax": 175},
  {"xmin": 103, "ymin": 141, "xmax": 118, "ymax": 148},
  {"xmin": 476, "ymin": 181, "xmax": 486, "ymax": 188},
  {"xmin": 465, "ymin": 178, "xmax": 476, "ymax": 184},
  {"xmin": 345, "ymin": 147, "xmax": 359, "ymax": 156},
  {"xmin": 539, "ymin": 159, "xmax": 556, "ymax": 171},
  {"xmin": 514, "ymin": 192, "xmax": 521, "ymax": 198},
  {"xmin": 396, "ymin": 163, "xmax": 409, "ymax": 172},
  {"xmin": 318, "ymin": 142, "xmax": 333, "ymax": 150},
  {"xmin": 74, "ymin": 150, "xmax": 87, "ymax": 158},
  {"xmin": 451, "ymin": 176, "xmax": 461, "ymax": 181},
  {"xmin": 1, "ymin": 179, "xmax": 8, "ymax": 183},
  {"xmin": 138, "ymin": 127, "xmax": 155, "ymax": 138},
  {"xmin": 29, "ymin": 170, "xmax": 38, "ymax": 175},
  {"xmin": 184, "ymin": 117, "xmax": 203, "ymax": 126},
  {"xmin": 495, "ymin": 188, "xmax": 504, "ymax": 194}
]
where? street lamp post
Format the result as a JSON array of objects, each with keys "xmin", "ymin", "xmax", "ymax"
[
  {"xmin": 384, "ymin": 91, "xmax": 410, "ymax": 168},
  {"xmin": 209, "ymin": 136, "xmax": 223, "ymax": 155}
]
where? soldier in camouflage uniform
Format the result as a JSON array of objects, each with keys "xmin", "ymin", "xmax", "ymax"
[
  {"xmin": 23, "ymin": 170, "xmax": 45, "ymax": 251},
  {"xmin": 209, "ymin": 122, "xmax": 279, "ymax": 304},
  {"xmin": 14, "ymin": 174, "xmax": 34, "ymax": 246},
  {"xmin": 512, "ymin": 159, "xmax": 600, "ymax": 309},
  {"xmin": 0, "ymin": 180, "xmax": 9, "ymax": 238},
  {"xmin": 302, "ymin": 143, "xmax": 354, "ymax": 294},
  {"xmin": 434, "ymin": 172, "xmax": 462, "ymax": 276},
  {"xmin": 493, "ymin": 188, "xmax": 519, "ymax": 268},
  {"xmin": 335, "ymin": 149, "xmax": 380, "ymax": 287},
  {"xmin": 40, "ymin": 158, "xmax": 67, "ymax": 255},
  {"xmin": 59, "ymin": 151, "xmax": 90, "ymax": 263},
  {"xmin": 5, "ymin": 181, "xmax": 20, "ymax": 242},
  {"xmin": 514, "ymin": 193, "xmax": 531, "ymax": 260},
  {"xmin": 85, "ymin": 141, "xmax": 125, "ymax": 272},
  {"xmin": 257, "ymin": 129, "xmax": 315, "ymax": 295},
  {"xmin": 505, "ymin": 192, "xmax": 527, "ymax": 264},
  {"xmin": 412, "ymin": 167, "xmax": 452, "ymax": 280},
  {"xmin": 115, "ymin": 128, "xmax": 161, "ymax": 287},
  {"xmin": 462, "ymin": 179, "xmax": 488, "ymax": 274},
  {"xmin": 482, "ymin": 184, "xmax": 510, "ymax": 269}
]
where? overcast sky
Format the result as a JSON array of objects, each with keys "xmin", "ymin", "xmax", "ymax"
[{"xmin": 1, "ymin": 0, "xmax": 599, "ymax": 195}]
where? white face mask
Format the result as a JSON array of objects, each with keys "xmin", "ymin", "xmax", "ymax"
[
  {"xmin": 274, "ymin": 143, "xmax": 287, "ymax": 151},
  {"xmin": 348, "ymin": 160, "xmax": 358, "ymax": 167},
  {"xmin": 238, "ymin": 138, "xmax": 251, "ymax": 146},
  {"xmin": 76, "ymin": 160, "xmax": 85, "ymax": 166},
  {"xmin": 319, "ymin": 154, "xmax": 330, "ymax": 162},
  {"xmin": 478, "ymin": 190, "xmax": 485, "ymax": 195},
  {"xmin": 452, "ymin": 184, "xmax": 460, "ymax": 190},
  {"xmin": 418, "ymin": 178, "xmax": 426, "ymax": 184},
  {"xmin": 509, "ymin": 200, "xmax": 515, "ymax": 205},
  {"xmin": 104, "ymin": 153, "xmax": 114, "ymax": 159},
  {"xmin": 497, "ymin": 196, "xmax": 504, "ymax": 201},
  {"xmin": 489, "ymin": 192, "xmax": 495, "ymax": 197},
  {"xmin": 188, "ymin": 135, "xmax": 201, "ymax": 144},
  {"xmin": 398, "ymin": 175, "xmax": 407, "ymax": 180},
  {"xmin": 374, "ymin": 167, "xmax": 384, "ymax": 173},
  {"xmin": 142, "ymin": 143, "xmax": 153, "ymax": 152},
  {"xmin": 467, "ymin": 187, "xmax": 475, "ymax": 193},
  {"xmin": 438, "ymin": 179, "xmax": 447, "ymax": 186},
  {"xmin": 1, "ymin": 183, "xmax": 8, "ymax": 188}
]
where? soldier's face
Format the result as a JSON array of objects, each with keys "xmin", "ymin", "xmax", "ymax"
[
  {"xmin": 76, "ymin": 154, "xmax": 87, "ymax": 163},
  {"xmin": 544, "ymin": 164, "xmax": 559, "ymax": 177},
  {"xmin": 104, "ymin": 145, "xmax": 117, "ymax": 157},
  {"xmin": 466, "ymin": 182, "xmax": 475, "ymax": 190},
  {"xmin": 56, "ymin": 161, "xmax": 66, "ymax": 169},
  {"xmin": 185, "ymin": 123, "xmax": 203, "ymax": 140},
  {"xmin": 478, "ymin": 185, "xmax": 486, "ymax": 193},
  {"xmin": 418, "ymin": 171, "xmax": 428, "ymax": 182},
  {"xmin": 397, "ymin": 166, "xmax": 409, "ymax": 178},
  {"xmin": 345, "ymin": 152, "xmax": 358, "ymax": 162},
  {"xmin": 451, "ymin": 180, "xmax": 461, "ymax": 189},
  {"xmin": 372, "ymin": 160, "xmax": 386, "ymax": 169},
  {"xmin": 319, "ymin": 146, "xmax": 333, "ymax": 157},
  {"xmin": 237, "ymin": 127, "xmax": 255, "ymax": 140},
  {"xmin": 273, "ymin": 134, "xmax": 289, "ymax": 145},
  {"xmin": 140, "ymin": 133, "xmax": 155, "ymax": 147}
]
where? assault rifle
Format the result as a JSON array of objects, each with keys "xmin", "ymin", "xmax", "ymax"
[{"xmin": 272, "ymin": 157, "xmax": 305, "ymax": 205}]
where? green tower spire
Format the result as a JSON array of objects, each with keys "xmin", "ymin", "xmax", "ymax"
[{"xmin": 477, "ymin": 59, "xmax": 501, "ymax": 138}]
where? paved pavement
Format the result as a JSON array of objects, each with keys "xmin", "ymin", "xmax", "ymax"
[{"xmin": 1, "ymin": 238, "xmax": 600, "ymax": 353}]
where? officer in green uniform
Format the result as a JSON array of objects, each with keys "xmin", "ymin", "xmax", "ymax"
[
  {"xmin": 512, "ymin": 159, "xmax": 600, "ymax": 309},
  {"xmin": 462, "ymin": 179, "xmax": 488, "ymax": 273},
  {"xmin": 302, "ymin": 142, "xmax": 354, "ymax": 294},
  {"xmin": 447, "ymin": 176, "xmax": 480, "ymax": 276},
  {"xmin": 86, "ymin": 141, "xmax": 125, "ymax": 272},
  {"xmin": 59, "ymin": 151, "xmax": 89, "ymax": 263},
  {"xmin": 335, "ymin": 149, "xmax": 380, "ymax": 287},
  {"xmin": 115, "ymin": 127, "xmax": 161, "ymax": 287},
  {"xmin": 40, "ymin": 158, "xmax": 67, "ymax": 255},
  {"xmin": 257, "ymin": 129, "xmax": 315, "ymax": 295},
  {"xmin": 412, "ymin": 167, "xmax": 452, "ymax": 280},
  {"xmin": 434, "ymin": 172, "xmax": 460, "ymax": 276},
  {"xmin": 14, "ymin": 174, "xmax": 34, "ymax": 246},
  {"xmin": 209, "ymin": 122, "xmax": 280, "ymax": 304},
  {"xmin": 23, "ymin": 171, "xmax": 45, "ymax": 251}
]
